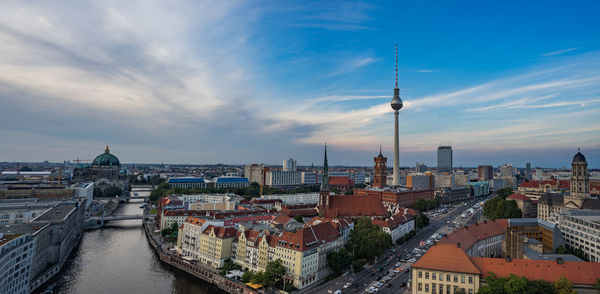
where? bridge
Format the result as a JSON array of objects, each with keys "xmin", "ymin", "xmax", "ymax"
[{"xmin": 88, "ymin": 214, "xmax": 146, "ymax": 221}]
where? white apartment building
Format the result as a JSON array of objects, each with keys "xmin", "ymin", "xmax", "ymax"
[
  {"xmin": 260, "ymin": 193, "xmax": 319, "ymax": 205},
  {"xmin": 558, "ymin": 209, "xmax": 600, "ymax": 262}
]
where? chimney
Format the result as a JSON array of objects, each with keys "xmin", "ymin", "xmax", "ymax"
[
  {"xmin": 505, "ymin": 256, "xmax": 512, "ymax": 262},
  {"xmin": 457, "ymin": 242, "xmax": 461, "ymax": 248},
  {"xmin": 556, "ymin": 258, "xmax": 564, "ymax": 264}
]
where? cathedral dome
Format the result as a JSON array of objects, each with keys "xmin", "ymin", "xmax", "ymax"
[
  {"xmin": 573, "ymin": 150, "xmax": 586, "ymax": 163},
  {"xmin": 92, "ymin": 145, "xmax": 121, "ymax": 167}
]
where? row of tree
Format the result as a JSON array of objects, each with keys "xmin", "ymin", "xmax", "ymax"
[
  {"xmin": 477, "ymin": 273, "xmax": 577, "ymax": 294},
  {"xmin": 414, "ymin": 197, "xmax": 441, "ymax": 212},
  {"xmin": 128, "ymin": 174, "xmax": 165, "ymax": 185},
  {"xmin": 327, "ymin": 218, "xmax": 394, "ymax": 275}
]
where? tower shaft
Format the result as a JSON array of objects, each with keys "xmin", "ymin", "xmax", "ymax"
[{"xmin": 392, "ymin": 111, "xmax": 400, "ymax": 186}]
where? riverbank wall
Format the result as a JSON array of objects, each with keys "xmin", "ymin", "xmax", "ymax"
[{"xmin": 143, "ymin": 220, "xmax": 258, "ymax": 294}]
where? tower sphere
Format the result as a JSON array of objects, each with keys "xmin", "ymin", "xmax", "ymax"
[{"xmin": 391, "ymin": 95, "xmax": 403, "ymax": 111}]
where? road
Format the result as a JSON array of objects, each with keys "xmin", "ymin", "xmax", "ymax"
[{"xmin": 313, "ymin": 196, "xmax": 491, "ymax": 294}]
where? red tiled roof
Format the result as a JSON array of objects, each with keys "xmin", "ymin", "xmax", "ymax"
[
  {"xmin": 472, "ymin": 257, "xmax": 600, "ymax": 286},
  {"xmin": 324, "ymin": 194, "xmax": 388, "ymax": 218},
  {"xmin": 412, "ymin": 243, "xmax": 481, "ymax": 274},
  {"xmin": 276, "ymin": 221, "xmax": 340, "ymax": 251},
  {"xmin": 185, "ymin": 216, "xmax": 206, "ymax": 226},
  {"xmin": 519, "ymin": 180, "xmax": 541, "ymax": 188},
  {"xmin": 371, "ymin": 212, "xmax": 414, "ymax": 229},
  {"xmin": 272, "ymin": 214, "xmax": 293, "ymax": 225},
  {"xmin": 438, "ymin": 219, "xmax": 508, "ymax": 252},
  {"xmin": 329, "ymin": 176, "xmax": 354, "ymax": 186},
  {"xmin": 507, "ymin": 193, "xmax": 532, "ymax": 201},
  {"xmin": 202, "ymin": 225, "xmax": 237, "ymax": 239}
]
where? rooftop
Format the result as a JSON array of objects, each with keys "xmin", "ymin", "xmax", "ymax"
[
  {"xmin": 33, "ymin": 203, "xmax": 76, "ymax": 222},
  {"xmin": 412, "ymin": 243, "xmax": 481, "ymax": 274},
  {"xmin": 167, "ymin": 177, "xmax": 205, "ymax": 183}
]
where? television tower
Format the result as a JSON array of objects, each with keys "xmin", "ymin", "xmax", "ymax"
[{"xmin": 391, "ymin": 43, "xmax": 403, "ymax": 186}]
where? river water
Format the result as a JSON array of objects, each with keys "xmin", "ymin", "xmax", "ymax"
[{"xmin": 54, "ymin": 200, "xmax": 225, "ymax": 294}]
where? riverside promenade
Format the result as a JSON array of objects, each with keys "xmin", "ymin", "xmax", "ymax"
[{"xmin": 143, "ymin": 220, "xmax": 259, "ymax": 294}]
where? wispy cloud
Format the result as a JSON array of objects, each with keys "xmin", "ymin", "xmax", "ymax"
[
  {"xmin": 415, "ymin": 69, "xmax": 436, "ymax": 73},
  {"xmin": 542, "ymin": 47, "xmax": 580, "ymax": 57}
]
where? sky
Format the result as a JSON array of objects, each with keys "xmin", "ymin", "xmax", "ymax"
[{"xmin": 0, "ymin": 1, "xmax": 599, "ymax": 168}]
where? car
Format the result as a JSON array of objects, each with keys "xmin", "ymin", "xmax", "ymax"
[
  {"xmin": 395, "ymin": 262, "xmax": 402, "ymax": 267},
  {"xmin": 405, "ymin": 269, "xmax": 410, "ymax": 273},
  {"xmin": 400, "ymin": 282, "xmax": 407, "ymax": 287},
  {"xmin": 343, "ymin": 282, "xmax": 352, "ymax": 288},
  {"xmin": 334, "ymin": 291, "xmax": 342, "ymax": 294},
  {"xmin": 327, "ymin": 290, "xmax": 333, "ymax": 294}
]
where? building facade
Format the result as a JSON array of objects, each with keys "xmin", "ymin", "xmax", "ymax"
[
  {"xmin": 558, "ymin": 209, "xmax": 600, "ymax": 262},
  {"xmin": 437, "ymin": 146, "xmax": 453, "ymax": 174},
  {"xmin": 0, "ymin": 231, "xmax": 34, "ymax": 294},
  {"xmin": 167, "ymin": 177, "xmax": 207, "ymax": 189},
  {"xmin": 477, "ymin": 165, "xmax": 493, "ymax": 181}
]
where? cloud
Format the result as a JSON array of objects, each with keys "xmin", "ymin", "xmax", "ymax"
[
  {"xmin": 542, "ymin": 47, "xmax": 580, "ymax": 57},
  {"xmin": 415, "ymin": 69, "xmax": 436, "ymax": 73}
]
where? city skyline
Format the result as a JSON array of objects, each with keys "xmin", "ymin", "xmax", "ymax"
[{"xmin": 1, "ymin": 1, "xmax": 599, "ymax": 167}]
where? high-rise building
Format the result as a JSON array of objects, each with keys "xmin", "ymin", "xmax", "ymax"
[
  {"xmin": 283, "ymin": 158, "xmax": 297, "ymax": 171},
  {"xmin": 478, "ymin": 165, "xmax": 494, "ymax": 181},
  {"xmin": 416, "ymin": 162, "xmax": 427, "ymax": 173},
  {"xmin": 437, "ymin": 146, "xmax": 453, "ymax": 174},
  {"xmin": 373, "ymin": 149, "xmax": 387, "ymax": 189},
  {"xmin": 390, "ymin": 44, "xmax": 403, "ymax": 186},
  {"xmin": 525, "ymin": 162, "xmax": 532, "ymax": 180}
]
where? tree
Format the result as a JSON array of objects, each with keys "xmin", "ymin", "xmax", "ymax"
[
  {"xmin": 293, "ymin": 215, "xmax": 304, "ymax": 223},
  {"xmin": 497, "ymin": 187, "xmax": 513, "ymax": 199},
  {"xmin": 528, "ymin": 280, "xmax": 555, "ymax": 294},
  {"xmin": 416, "ymin": 213, "xmax": 430, "ymax": 228},
  {"xmin": 346, "ymin": 218, "xmax": 392, "ymax": 261},
  {"xmin": 594, "ymin": 278, "xmax": 600, "ymax": 291},
  {"xmin": 504, "ymin": 274, "xmax": 528, "ymax": 294},
  {"xmin": 327, "ymin": 248, "xmax": 352, "ymax": 274},
  {"xmin": 483, "ymin": 197, "xmax": 522, "ymax": 220},
  {"xmin": 242, "ymin": 271, "xmax": 253, "ymax": 283},
  {"xmin": 555, "ymin": 245, "xmax": 568, "ymax": 254},
  {"xmin": 220, "ymin": 259, "xmax": 242, "ymax": 275},
  {"xmin": 250, "ymin": 271, "xmax": 265, "ymax": 284},
  {"xmin": 264, "ymin": 259, "xmax": 286, "ymax": 287},
  {"xmin": 455, "ymin": 289, "xmax": 466, "ymax": 294},
  {"xmin": 553, "ymin": 276, "xmax": 575, "ymax": 294}
]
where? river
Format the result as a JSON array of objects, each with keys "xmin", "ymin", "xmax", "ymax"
[{"xmin": 53, "ymin": 200, "xmax": 225, "ymax": 294}]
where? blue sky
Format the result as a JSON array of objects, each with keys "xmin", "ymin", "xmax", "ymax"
[{"xmin": 0, "ymin": 0, "xmax": 599, "ymax": 168}]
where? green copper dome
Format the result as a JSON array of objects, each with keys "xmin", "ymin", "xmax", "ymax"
[{"xmin": 92, "ymin": 145, "xmax": 121, "ymax": 167}]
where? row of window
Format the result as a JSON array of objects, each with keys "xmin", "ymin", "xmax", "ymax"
[
  {"xmin": 417, "ymin": 283, "xmax": 473, "ymax": 294},
  {"xmin": 417, "ymin": 271, "xmax": 473, "ymax": 284}
]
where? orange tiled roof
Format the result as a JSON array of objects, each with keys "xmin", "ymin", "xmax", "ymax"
[
  {"xmin": 202, "ymin": 225, "xmax": 238, "ymax": 239},
  {"xmin": 438, "ymin": 219, "xmax": 507, "ymax": 252},
  {"xmin": 272, "ymin": 214, "xmax": 293, "ymax": 225},
  {"xmin": 472, "ymin": 257, "xmax": 600, "ymax": 286},
  {"xmin": 185, "ymin": 216, "xmax": 206, "ymax": 226},
  {"xmin": 412, "ymin": 243, "xmax": 481, "ymax": 274}
]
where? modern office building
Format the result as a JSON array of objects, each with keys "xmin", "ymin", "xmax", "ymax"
[
  {"xmin": 477, "ymin": 165, "xmax": 494, "ymax": 181},
  {"xmin": 0, "ymin": 226, "xmax": 35, "ymax": 294},
  {"xmin": 525, "ymin": 162, "xmax": 532, "ymax": 180},
  {"xmin": 260, "ymin": 193, "xmax": 319, "ymax": 205},
  {"xmin": 265, "ymin": 170, "xmax": 302, "ymax": 188},
  {"xmin": 213, "ymin": 176, "xmax": 250, "ymax": 189},
  {"xmin": 437, "ymin": 146, "xmax": 453, "ymax": 174},
  {"xmin": 283, "ymin": 158, "xmax": 297, "ymax": 172},
  {"xmin": 416, "ymin": 162, "xmax": 427, "ymax": 173}
]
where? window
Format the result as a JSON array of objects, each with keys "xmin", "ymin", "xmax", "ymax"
[
  {"xmin": 454, "ymin": 275, "xmax": 458, "ymax": 283},
  {"xmin": 446, "ymin": 274, "xmax": 450, "ymax": 282},
  {"xmin": 468, "ymin": 276, "xmax": 473, "ymax": 284},
  {"xmin": 446, "ymin": 285, "xmax": 451, "ymax": 294},
  {"xmin": 426, "ymin": 272, "xmax": 429, "ymax": 279},
  {"xmin": 432, "ymin": 273, "xmax": 436, "ymax": 280},
  {"xmin": 439, "ymin": 273, "xmax": 443, "ymax": 281},
  {"xmin": 418, "ymin": 283, "xmax": 422, "ymax": 291},
  {"xmin": 461, "ymin": 276, "xmax": 465, "ymax": 283},
  {"xmin": 425, "ymin": 283, "xmax": 429, "ymax": 292},
  {"xmin": 468, "ymin": 289, "xmax": 473, "ymax": 294},
  {"xmin": 432, "ymin": 283, "xmax": 436, "ymax": 293},
  {"xmin": 419, "ymin": 271, "xmax": 423, "ymax": 278}
]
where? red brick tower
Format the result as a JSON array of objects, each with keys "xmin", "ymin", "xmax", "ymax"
[{"xmin": 373, "ymin": 146, "xmax": 387, "ymax": 188}]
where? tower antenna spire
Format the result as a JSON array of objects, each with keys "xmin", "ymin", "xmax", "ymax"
[{"xmin": 395, "ymin": 43, "xmax": 398, "ymax": 88}]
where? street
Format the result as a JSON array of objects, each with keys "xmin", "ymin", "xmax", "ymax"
[{"xmin": 312, "ymin": 196, "xmax": 491, "ymax": 294}]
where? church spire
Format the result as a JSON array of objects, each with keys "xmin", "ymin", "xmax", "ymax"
[
  {"xmin": 105, "ymin": 145, "xmax": 110, "ymax": 153},
  {"xmin": 320, "ymin": 143, "xmax": 329, "ymax": 191}
]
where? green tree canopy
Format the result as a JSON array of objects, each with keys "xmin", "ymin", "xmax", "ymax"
[
  {"xmin": 553, "ymin": 276, "xmax": 575, "ymax": 294},
  {"xmin": 346, "ymin": 218, "xmax": 392, "ymax": 261},
  {"xmin": 497, "ymin": 188, "xmax": 514, "ymax": 199},
  {"xmin": 483, "ymin": 197, "xmax": 522, "ymax": 220},
  {"xmin": 264, "ymin": 259, "xmax": 286, "ymax": 287}
]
